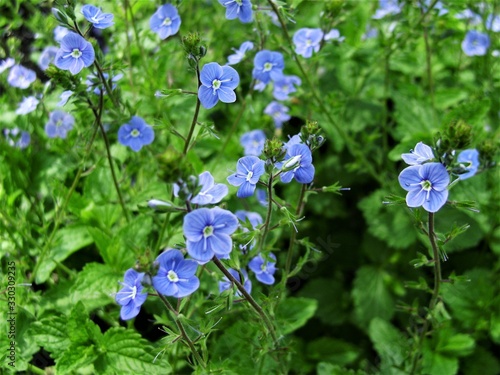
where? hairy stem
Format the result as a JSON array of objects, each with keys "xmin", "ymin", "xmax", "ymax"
[{"xmin": 183, "ymin": 64, "xmax": 202, "ymax": 155}]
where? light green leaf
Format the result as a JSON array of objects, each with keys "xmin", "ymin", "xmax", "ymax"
[
  {"xmin": 55, "ymin": 344, "xmax": 98, "ymax": 374},
  {"xmin": 276, "ymin": 297, "xmax": 317, "ymax": 335},
  {"xmin": 29, "ymin": 316, "xmax": 71, "ymax": 358}
]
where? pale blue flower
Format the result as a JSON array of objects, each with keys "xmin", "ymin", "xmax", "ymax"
[
  {"xmin": 293, "ymin": 28, "xmax": 324, "ymax": 58},
  {"xmin": 38, "ymin": 46, "xmax": 59, "ymax": 70},
  {"xmin": 456, "ymin": 149, "xmax": 480, "ymax": 180},
  {"xmin": 235, "ymin": 210, "xmax": 263, "ymax": 229},
  {"xmin": 486, "ymin": 14, "xmax": 500, "ymax": 32},
  {"xmin": 372, "ymin": 0, "xmax": 402, "ymax": 19},
  {"xmin": 81, "ymin": 4, "xmax": 114, "ymax": 29},
  {"xmin": 150, "ymin": 4, "xmax": 181, "ymax": 40},
  {"xmin": 0, "ymin": 58, "xmax": 15, "ymax": 74},
  {"xmin": 401, "ymin": 142, "xmax": 434, "ymax": 165},
  {"xmin": 227, "ymin": 41, "xmax": 254, "ymax": 65},
  {"xmin": 264, "ymin": 101, "xmax": 291, "ymax": 128},
  {"xmin": 115, "ymin": 269, "xmax": 148, "ymax": 320},
  {"xmin": 183, "ymin": 207, "xmax": 239, "ymax": 263},
  {"xmin": 16, "ymin": 96, "xmax": 39, "ymax": 115},
  {"xmin": 117, "ymin": 116, "xmax": 154, "ymax": 152},
  {"xmin": 279, "ymin": 144, "xmax": 315, "ymax": 184},
  {"xmin": 198, "ymin": 62, "xmax": 240, "ymax": 109},
  {"xmin": 240, "ymin": 129, "xmax": 266, "ymax": 156},
  {"xmin": 152, "ymin": 249, "xmax": 199, "ymax": 298},
  {"xmin": 3, "ymin": 128, "xmax": 30, "ymax": 149},
  {"xmin": 55, "ymin": 32, "xmax": 95, "ymax": 74},
  {"xmin": 324, "ymin": 29, "xmax": 345, "ymax": 42},
  {"xmin": 7, "ymin": 65, "xmax": 36, "ymax": 89},
  {"xmin": 273, "ymin": 75, "xmax": 301, "ymax": 101},
  {"xmin": 248, "ymin": 253, "xmax": 277, "ymax": 285},
  {"xmin": 218, "ymin": 0, "xmax": 253, "ymax": 23},
  {"xmin": 56, "ymin": 90, "xmax": 73, "ymax": 107},
  {"xmin": 85, "ymin": 72, "xmax": 123, "ymax": 95},
  {"xmin": 462, "ymin": 30, "xmax": 490, "ymax": 56},
  {"xmin": 252, "ymin": 50, "xmax": 284, "ymax": 84},
  {"xmin": 54, "ymin": 26, "xmax": 70, "ymax": 43},
  {"xmin": 173, "ymin": 171, "xmax": 228, "ymax": 205},
  {"xmin": 398, "ymin": 162, "xmax": 449, "ymax": 212},
  {"xmin": 219, "ymin": 268, "xmax": 252, "ymax": 296},
  {"xmin": 227, "ymin": 156, "xmax": 265, "ymax": 198},
  {"xmin": 45, "ymin": 110, "xmax": 75, "ymax": 138}
]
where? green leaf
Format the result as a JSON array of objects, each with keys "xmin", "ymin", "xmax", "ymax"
[
  {"xmin": 67, "ymin": 301, "xmax": 102, "ymax": 346},
  {"xmin": 437, "ymin": 333, "xmax": 475, "ymax": 357},
  {"xmin": 307, "ymin": 337, "xmax": 360, "ymax": 367},
  {"xmin": 29, "ymin": 316, "xmax": 71, "ymax": 358},
  {"xmin": 422, "ymin": 347, "xmax": 458, "ymax": 375},
  {"xmin": 352, "ymin": 266, "xmax": 395, "ymax": 327},
  {"xmin": 55, "ymin": 344, "xmax": 98, "ymax": 374},
  {"xmin": 368, "ymin": 318, "xmax": 409, "ymax": 375},
  {"xmin": 35, "ymin": 225, "xmax": 93, "ymax": 283},
  {"xmin": 317, "ymin": 362, "xmax": 366, "ymax": 375},
  {"xmin": 94, "ymin": 327, "xmax": 170, "ymax": 374},
  {"xmin": 276, "ymin": 297, "xmax": 317, "ymax": 335}
]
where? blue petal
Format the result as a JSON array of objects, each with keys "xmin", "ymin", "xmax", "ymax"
[
  {"xmin": 152, "ymin": 276, "xmax": 178, "ymax": 296},
  {"xmin": 120, "ymin": 302, "xmax": 141, "ymax": 320},
  {"xmin": 423, "ymin": 189, "xmax": 448, "ymax": 213},
  {"xmin": 237, "ymin": 181, "xmax": 256, "ymax": 198},
  {"xmin": 422, "ymin": 163, "xmax": 449, "ymax": 191},
  {"xmin": 175, "ymin": 259, "xmax": 198, "ymax": 278},
  {"xmin": 174, "ymin": 276, "xmax": 200, "ymax": 298},
  {"xmin": 156, "ymin": 249, "xmax": 184, "ymax": 269},
  {"xmin": 205, "ymin": 184, "xmax": 228, "ymax": 204},
  {"xmin": 198, "ymin": 85, "xmax": 219, "ymax": 109},
  {"xmin": 398, "ymin": 166, "xmax": 422, "ymax": 191},
  {"xmin": 227, "ymin": 174, "xmax": 244, "ymax": 187},
  {"xmin": 217, "ymin": 86, "xmax": 236, "ymax": 103},
  {"xmin": 183, "ymin": 208, "xmax": 212, "ymax": 240},
  {"xmin": 211, "ymin": 207, "xmax": 239, "ymax": 234},
  {"xmin": 239, "ymin": 2, "xmax": 253, "ymax": 23},
  {"xmin": 200, "ymin": 62, "xmax": 223, "ymax": 86},
  {"xmin": 220, "ymin": 65, "xmax": 240, "ymax": 89},
  {"xmin": 209, "ymin": 233, "xmax": 232, "ymax": 257},
  {"xmin": 295, "ymin": 163, "xmax": 315, "ymax": 183},
  {"xmin": 406, "ymin": 188, "xmax": 427, "ymax": 208},
  {"xmin": 69, "ymin": 58, "xmax": 85, "ymax": 75},
  {"xmin": 186, "ymin": 239, "xmax": 213, "ymax": 262},
  {"xmin": 280, "ymin": 171, "xmax": 294, "ymax": 183},
  {"xmin": 256, "ymin": 272, "xmax": 275, "ymax": 285}
]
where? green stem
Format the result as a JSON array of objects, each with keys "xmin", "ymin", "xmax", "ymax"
[
  {"xmin": 183, "ymin": 64, "xmax": 202, "ymax": 155},
  {"xmin": 211, "ymin": 256, "xmax": 279, "ymax": 345},
  {"xmin": 156, "ymin": 293, "xmax": 206, "ymax": 368},
  {"xmin": 27, "ymin": 365, "xmax": 45, "ymax": 375},
  {"xmin": 258, "ymin": 174, "xmax": 274, "ymax": 253}
]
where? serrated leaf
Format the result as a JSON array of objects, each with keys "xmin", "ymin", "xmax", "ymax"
[
  {"xmin": 55, "ymin": 344, "xmax": 98, "ymax": 373},
  {"xmin": 95, "ymin": 327, "xmax": 170, "ymax": 374},
  {"xmin": 276, "ymin": 297, "xmax": 317, "ymax": 335},
  {"xmin": 352, "ymin": 266, "xmax": 395, "ymax": 327},
  {"xmin": 29, "ymin": 316, "xmax": 71, "ymax": 357},
  {"xmin": 67, "ymin": 301, "xmax": 102, "ymax": 346}
]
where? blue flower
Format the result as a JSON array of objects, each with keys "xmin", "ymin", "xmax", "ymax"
[
  {"xmin": 420, "ymin": 0, "xmax": 447, "ymax": 16},
  {"xmin": 45, "ymin": 110, "xmax": 75, "ymax": 139},
  {"xmin": 150, "ymin": 4, "xmax": 181, "ymax": 40},
  {"xmin": 273, "ymin": 75, "xmax": 301, "ymax": 101},
  {"xmin": 462, "ymin": 30, "xmax": 490, "ymax": 56},
  {"xmin": 55, "ymin": 32, "xmax": 95, "ymax": 75},
  {"xmin": 252, "ymin": 50, "xmax": 284, "ymax": 84},
  {"xmin": 218, "ymin": 0, "xmax": 253, "ymax": 23},
  {"xmin": 235, "ymin": 210, "xmax": 263, "ymax": 228},
  {"xmin": 324, "ymin": 29, "xmax": 345, "ymax": 42},
  {"xmin": 118, "ymin": 116, "xmax": 155, "ymax": 152},
  {"xmin": 219, "ymin": 268, "xmax": 252, "ymax": 296},
  {"xmin": 38, "ymin": 46, "xmax": 58, "ymax": 70},
  {"xmin": 456, "ymin": 149, "xmax": 480, "ymax": 180},
  {"xmin": 7, "ymin": 65, "xmax": 36, "ymax": 89},
  {"xmin": 486, "ymin": 14, "xmax": 500, "ymax": 32},
  {"xmin": 16, "ymin": 96, "xmax": 39, "ymax": 115},
  {"xmin": 455, "ymin": 9, "xmax": 482, "ymax": 26},
  {"xmin": 227, "ymin": 41, "xmax": 254, "ymax": 65},
  {"xmin": 3, "ymin": 128, "xmax": 30, "ymax": 149},
  {"xmin": 85, "ymin": 72, "xmax": 123, "ymax": 95},
  {"xmin": 398, "ymin": 162, "xmax": 449, "ymax": 213},
  {"xmin": 372, "ymin": 0, "xmax": 402, "ymax": 19},
  {"xmin": 401, "ymin": 142, "xmax": 434, "ymax": 165},
  {"xmin": 56, "ymin": 90, "xmax": 73, "ymax": 107},
  {"xmin": 248, "ymin": 253, "xmax": 277, "ymax": 285},
  {"xmin": 53, "ymin": 26, "xmax": 70, "ymax": 43},
  {"xmin": 152, "ymin": 249, "xmax": 200, "ymax": 298},
  {"xmin": 198, "ymin": 62, "xmax": 240, "ymax": 109},
  {"xmin": 115, "ymin": 269, "xmax": 148, "ymax": 320},
  {"xmin": 264, "ymin": 101, "xmax": 291, "ymax": 128},
  {"xmin": 293, "ymin": 28, "xmax": 324, "ymax": 58},
  {"xmin": 81, "ymin": 4, "xmax": 114, "ymax": 29},
  {"xmin": 183, "ymin": 207, "xmax": 239, "ymax": 263},
  {"xmin": 0, "ymin": 58, "xmax": 15, "ymax": 74},
  {"xmin": 256, "ymin": 188, "xmax": 268, "ymax": 207},
  {"xmin": 240, "ymin": 129, "xmax": 266, "ymax": 156},
  {"xmin": 174, "ymin": 171, "xmax": 228, "ymax": 205},
  {"xmin": 227, "ymin": 156, "xmax": 265, "ymax": 198},
  {"xmin": 280, "ymin": 144, "xmax": 315, "ymax": 184}
]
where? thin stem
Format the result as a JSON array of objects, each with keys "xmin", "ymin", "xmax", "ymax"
[
  {"xmin": 183, "ymin": 65, "xmax": 202, "ymax": 155},
  {"xmin": 258, "ymin": 174, "xmax": 274, "ymax": 253},
  {"xmin": 156, "ymin": 293, "xmax": 206, "ymax": 368},
  {"xmin": 211, "ymin": 256, "xmax": 279, "ymax": 345}
]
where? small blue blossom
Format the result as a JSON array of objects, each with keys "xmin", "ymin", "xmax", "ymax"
[
  {"xmin": 0, "ymin": 58, "xmax": 15, "ymax": 74},
  {"xmin": 273, "ymin": 75, "xmax": 301, "ymax": 101},
  {"xmin": 455, "ymin": 9, "xmax": 482, "ymax": 26},
  {"xmin": 398, "ymin": 162, "xmax": 449, "ymax": 213},
  {"xmin": 38, "ymin": 46, "xmax": 59, "ymax": 70},
  {"xmin": 240, "ymin": 129, "xmax": 266, "ymax": 156},
  {"xmin": 401, "ymin": 142, "xmax": 434, "ymax": 165},
  {"xmin": 16, "ymin": 96, "xmax": 39, "ymax": 115},
  {"xmin": 280, "ymin": 144, "xmax": 315, "ymax": 184},
  {"xmin": 218, "ymin": 0, "xmax": 253, "ymax": 23},
  {"xmin": 115, "ymin": 269, "xmax": 148, "ymax": 320},
  {"xmin": 3, "ymin": 128, "xmax": 30, "ymax": 149},
  {"xmin": 81, "ymin": 4, "xmax": 114, "ymax": 29},
  {"xmin": 235, "ymin": 210, "xmax": 263, "ymax": 228},
  {"xmin": 150, "ymin": 4, "xmax": 181, "ymax": 40},
  {"xmin": 86, "ymin": 72, "xmax": 123, "ymax": 95},
  {"xmin": 264, "ymin": 101, "xmax": 291, "ymax": 128},
  {"xmin": 219, "ymin": 268, "xmax": 252, "ymax": 296},
  {"xmin": 152, "ymin": 249, "xmax": 200, "ymax": 298},
  {"xmin": 372, "ymin": 0, "xmax": 402, "ymax": 19},
  {"xmin": 284, "ymin": 134, "xmax": 303, "ymax": 149},
  {"xmin": 56, "ymin": 90, "xmax": 73, "ymax": 107},
  {"xmin": 456, "ymin": 149, "xmax": 480, "ymax": 180},
  {"xmin": 462, "ymin": 30, "xmax": 490, "ymax": 56},
  {"xmin": 363, "ymin": 26, "xmax": 378, "ymax": 40},
  {"xmin": 324, "ymin": 29, "xmax": 345, "ymax": 42},
  {"xmin": 227, "ymin": 156, "xmax": 265, "ymax": 198},
  {"xmin": 53, "ymin": 26, "xmax": 70, "ymax": 43},
  {"xmin": 118, "ymin": 116, "xmax": 155, "ymax": 152},
  {"xmin": 293, "ymin": 28, "xmax": 324, "ymax": 58},
  {"xmin": 173, "ymin": 171, "xmax": 228, "ymax": 205},
  {"xmin": 486, "ymin": 14, "xmax": 500, "ymax": 32},
  {"xmin": 256, "ymin": 188, "xmax": 268, "ymax": 207},
  {"xmin": 183, "ymin": 207, "xmax": 239, "ymax": 263},
  {"xmin": 55, "ymin": 32, "xmax": 95, "ymax": 75},
  {"xmin": 198, "ymin": 62, "xmax": 240, "ymax": 109},
  {"xmin": 254, "ymin": 80, "xmax": 267, "ymax": 92},
  {"xmin": 252, "ymin": 50, "xmax": 284, "ymax": 84},
  {"xmin": 45, "ymin": 110, "xmax": 75, "ymax": 139},
  {"xmin": 227, "ymin": 41, "xmax": 254, "ymax": 65},
  {"xmin": 248, "ymin": 253, "xmax": 277, "ymax": 285},
  {"xmin": 7, "ymin": 65, "xmax": 36, "ymax": 89}
]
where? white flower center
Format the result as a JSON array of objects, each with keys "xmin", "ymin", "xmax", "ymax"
[
  {"xmin": 71, "ymin": 49, "xmax": 82, "ymax": 58},
  {"xmin": 163, "ymin": 17, "xmax": 172, "ymax": 26},
  {"xmin": 420, "ymin": 180, "xmax": 432, "ymax": 191},
  {"xmin": 212, "ymin": 79, "xmax": 222, "ymax": 90},
  {"xmin": 263, "ymin": 62, "xmax": 273, "ymax": 72},
  {"xmin": 167, "ymin": 270, "xmax": 179, "ymax": 282},
  {"xmin": 203, "ymin": 225, "xmax": 214, "ymax": 237},
  {"xmin": 246, "ymin": 171, "xmax": 253, "ymax": 181},
  {"xmin": 130, "ymin": 285, "xmax": 137, "ymax": 299},
  {"xmin": 306, "ymin": 39, "xmax": 312, "ymax": 46},
  {"xmin": 131, "ymin": 129, "xmax": 140, "ymax": 137}
]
